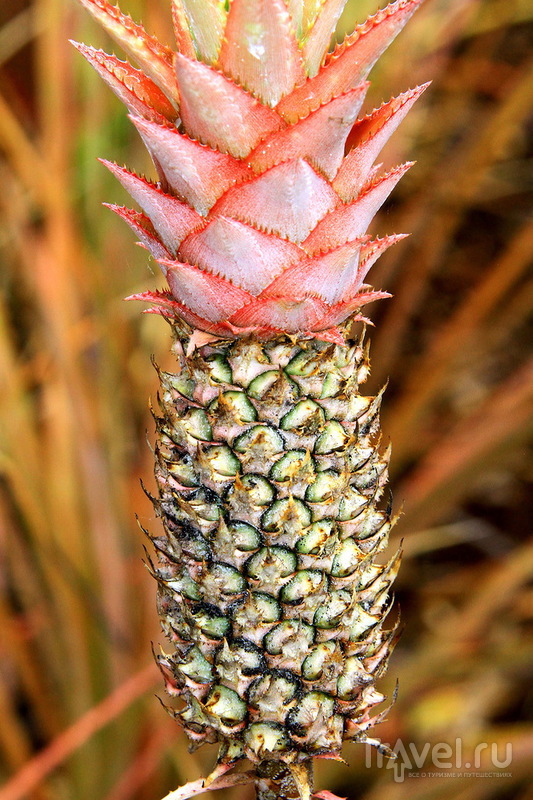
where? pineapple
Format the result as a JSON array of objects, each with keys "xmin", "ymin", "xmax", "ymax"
[{"xmin": 75, "ymin": 0, "xmax": 427, "ymax": 797}]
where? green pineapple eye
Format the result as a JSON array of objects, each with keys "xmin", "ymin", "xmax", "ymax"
[
  {"xmin": 331, "ymin": 538, "xmax": 361, "ymax": 577},
  {"xmin": 264, "ymin": 620, "xmax": 314, "ymax": 655},
  {"xmin": 205, "ymin": 354, "xmax": 233, "ymax": 383},
  {"xmin": 226, "ymin": 521, "xmax": 262, "ymax": 551},
  {"xmin": 190, "ymin": 604, "xmax": 230, "ymax": 639},
  {"xmin": 270, "ymin": 449, "xmax": 309, "ymax": 482},
  {"xmin": 233, "ymin": 425, "xmax": 284, "ymax": 455},
  {"xmin": 313, "ymin": 590, "xmax": 352, "ymax": 629},
  {"xmin": 280, "ymin": 569, "xmax": 327, "ymax": 603},
  {"xmin": 177, "ymin": 408, "xmax": 213, "ymax": 441},
  {"xmin": 280, "ymin": 399, "xmax": 325, "ymax": 432},
  {"xmin": 205, "ymin": 562, "xmax": 246, "ymax": 594},
  {"xmin": 301, "ymin": 642, "xmax": 337, "ymax": 680},
  {"xmin": 244, "ymin": 723, "xmax": 290, "ymax": 758},
  {"xmin": 179, "ymin": 646, "xmax": 213, "ymax": 683},
  {"xmin": 202, "ymin": 445, "xmax": 241, "ymax": 477},
  {"xmin": 349, "ymin": 605, "xmax": 380, "ymax": 640},
  {"xmin": 208, "ymin": 390, "xmax": 257, "ymax": 422},
  {"xmin": 238, "ymin": 474, "xmax": 276, "ymax": 506},
  {"xmin": 296, "ymin": 520, "xmax": 337, "ymax": 555},
  {"xmin": 314, "ymin": 420, "xmax": 347, "ymax": 453},
  {"xmin": 261, "ymin": 498, "xmax": 312, "ymax": 534},
  {"xmin": 245, "ymin": 546, "xmax": 297, "ymax": 581},
  {"xmin": 205, "ymin": 685, "xmax": 247, "ymax": 722},
  {"xmin": 338, "ymin": 485, "xmax": 368, "ymax": 521},
  {"xmin": 285, "ymin": 350, "xmax": 319, "ymax": 377},
  {"xmin": 166, "ymin": 571, "xmax": 201, "ymax": 601},
  {"xmin": 337, "ymin": 656, "xmax": 372, "ymax": 699},
  {"xmin": 247, "ymin": 672, "xmax": 300, "ymax": 711},
  {"xmin": 320, "ymin": 373, "xmax": 344, "ymax": 398},
  {"xmin": 247, "ymin": 370, "xmax": 281, "ymax": 398},
  {"xmin": 305, "ymin": 469, "xmax": 343, "ymax": 503}
]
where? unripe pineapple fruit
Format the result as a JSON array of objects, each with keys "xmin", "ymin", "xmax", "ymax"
[{"xmin": 75, "ymin": 0, "xmax": 427, "ymax": 797}]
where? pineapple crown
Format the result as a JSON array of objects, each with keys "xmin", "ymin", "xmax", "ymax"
[{"xmin": 74, "ymin": 0, "xmax": 427, "ymax": 348}]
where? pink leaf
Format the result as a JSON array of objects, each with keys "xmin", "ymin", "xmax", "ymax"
[
  {"xmin": 261, "ymin": 238, "xmax": 369, "ymax": 304},
  {"xmin": 326, "ymin": 0, "xmax": 424, "ymax": 73},
  {"xmin": 211, "ymin": 159, "xmax": 338, "ymax": 244},
  {"xmin": 303, "ymin": 162, "xmax": 413, "ymax": 253},
  {"xmin": 179, "ymin": 217, "xmax": 304, "ymax": 295},
  {"xmin": 277, "ymin": 0, "xmax": 424, "ymax": 123},
  {"xmin": 248, "ymin": 86, "xmax": 367, "ymax": 180},
  {"xmin": 72, "ymin": 44, "xmax": 177, "ymax": 124},
  {"xmin": 104, "ymin": 204, "xmax": 172, "ymax": 262},
  {"xmin": 229, "ymin": 296, "xmax": 328, "ymax": 332},
  {"xmin": 314, "ymin": 290, "xmax": 391, "ymax": 328},
  {"xmin": 162, "ymin": 259, "xmax": 254, "ymax": 322},
  {"xmin": 335, "ymin": 83, "xmax": 429, "ymax": 200},
  {"xmin": 131, "ymin": 116, "xmax": 252, "ymax": 216},
  {"xmin": 310, "ymin": 327, "xmax": 346, "ymax": 345},
  {"xmin": 359, "ymin": 233, "xmax": 409, "ymax": 274},
  {"xmin": 101, "ymin": 160, "xmax": 205, "ymax": 253},
  {"xmin": 175, "ymin": 54, "xmax": 284, "ymax": 158},
  {"xmin": 156, "ymin": 770, "xmax": 255, "ymax": 800},
  {"xmin": 77, "ymin": 0, "xmax": 178, "ymax": 105},
  {"xmin": 218, "ymin": 0, "xmax": 305, "ymax": 107},
  {"xmin": 315, "ymin": 753, "xmax": 347, "ymax": 763},
  {"xmin": 314, "ymin": 791, "xmax": 348, "ymax": 800},
  {"xmin": 130, "ymin": 291, "xmax": 235, "ymax": 338}
]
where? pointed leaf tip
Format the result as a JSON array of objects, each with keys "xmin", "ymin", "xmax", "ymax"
[
  {"xmin": 175, "ymin": 53, "xmax": 284, "ymax": 158},
  {"xmin": 104, "ymin": 203, "xmax": 172, "ymax": 261},
  {"xmin": 249, "ymin": 86, "xmax": 367, "ymax": 180},
  {"xmin": 77, "ymin": 0, "xmax": 179, "ymax": 105},
  {"xmin": 336, "ymin": 82, "xmax": 429, "ymax": 200},
  {"xmin": 327, "ymin": 0, "xmax": 426, "ymax": 75},
  {"xmin": 229, "ymin": 295, "xmax": 329, "ymax": 332},
  {"xmin": 130, "ymin": 115, "xmax": 252, "ymax": 216},
  {"xmin": 72, "ymin": 42, "xmax": 177, "ymax": 124},
  {"xmin": 315, "ymin": 289, "xmax": 391, "ymax": 329},
  {"xmin": 304, "ymin": 162, "xmax": 414, "ymax": 252},
  {"xmin": 162, "ymin": 258, "xmax": 254, "ymax": 322},
  {"xmin": 170, "ymin": 0, "xmax": 196, "ymax": 61},
  {"xmin": 262, "ymin": 237, "xmax": 370, "ymax": 305},
  {"xmin": 280, "ymin": 0, "xmax": 425, "ymax": 123},
  {"xmin": 101, "ymin": 160, "xmax": 204, "ymax": 254},
  {"xmin": 301, "ymin": 0, "xmax": 347, "ymax": 78}
]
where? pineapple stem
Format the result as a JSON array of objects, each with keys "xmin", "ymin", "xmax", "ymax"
[{"xmin": 255, "ymin": 760, "xmax": 313, "ymax": 800}]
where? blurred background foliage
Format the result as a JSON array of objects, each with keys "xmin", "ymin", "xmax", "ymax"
[{"xmin": 0, "ymin": 0, "xmax": 532, "ymax": 798}]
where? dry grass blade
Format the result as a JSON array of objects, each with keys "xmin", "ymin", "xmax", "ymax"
[
  {"xmin": 386, "ymin": 220, "xmax": 533, "ymax": 465},
  {"xmin": 0, "ymin": 666, "xmax": 158, "ymax": 800},
  {"xmin": 398, "ymin": 356, "xmax": 533, "ymax": 531}
]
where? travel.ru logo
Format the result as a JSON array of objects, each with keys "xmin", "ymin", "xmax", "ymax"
[{"xmin": 365, "ymin": 737, "xmax": 513, "ymax": 783}]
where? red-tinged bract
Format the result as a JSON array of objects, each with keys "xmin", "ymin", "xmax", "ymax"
[{"xmin": 75, "ymin": 0, "xmax": 426, "ymax": 346}]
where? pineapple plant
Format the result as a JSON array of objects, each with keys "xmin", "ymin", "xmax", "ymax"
[{"xmin": 74, "ymin": 0, "xmax": 428, "ymax": 797}]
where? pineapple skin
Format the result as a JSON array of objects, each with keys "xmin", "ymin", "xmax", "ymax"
[{"xmin": 151, "ymin": 324, "xmax": 399, "ymax": 775}]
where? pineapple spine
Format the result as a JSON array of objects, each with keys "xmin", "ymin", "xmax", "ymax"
[{"xmin": 151, "ymin": 324, "xmax": 399, "ymax": 788}]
